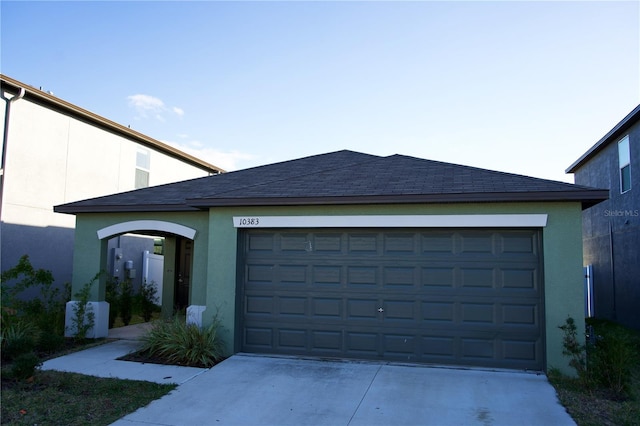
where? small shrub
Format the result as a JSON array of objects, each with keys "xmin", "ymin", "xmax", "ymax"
[
  {"xmin": 1, "ymin": 321, "xmax": 37, "ymax": 361},
  {"xmin": 559, "ymin": 317, "xmax": 640, "ymax": 400},
  {"xmin": 1, "ymin": 255, "xmax": 68, "ymax": 336},
  {"xmin": 559, "ymin": 316, "xmax": 592, "ymax": 387},
  {"xmin": 67, "ymin": 275, "xmax": 98, "ymax": 342},
  {"xmin": 106, "ymin": 277, "xmax": 120, "ymax": 329},
  {"xmin": 138, "ymin": 280, "xmax": 159, "ymax": 322},
  {"xmin": 588, "ymin": 320, "xmax": 640, "ymax": 396},
  {"xmin": 9, "ymin": 352, "xmax": 42, "ymax": 380},
  {"xmin": 119, "ymin": 280, "xmax": 133, "ymax": 326},
  {"xmin": 140, "ymin": 317, "xmax": 224, "ymax": 367},
  {"xmin": 37, "ymin": 331, "xmax": 65, "ymax": 354}
]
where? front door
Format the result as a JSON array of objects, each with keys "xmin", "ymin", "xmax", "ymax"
[{"xmin": 174, "ymin": 238, "xmax": 192, "ymax": 313}]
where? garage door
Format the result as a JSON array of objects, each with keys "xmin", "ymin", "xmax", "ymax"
[{"xmin": 239, "ymin": 228, "xmax": 544, "ymax": 370}]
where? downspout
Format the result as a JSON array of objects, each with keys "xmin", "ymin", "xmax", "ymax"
[{"xmin": 0, "ymin": 86, "xmax": 26, "ymax": 219}]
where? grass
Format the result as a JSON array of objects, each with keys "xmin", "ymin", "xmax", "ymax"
[
  {"xmin": 1, "ymin": 370, "xmax": 175, "ymax": 425},
  {"xmin": 1, "ymin": 316, "xmax": 172, "ymax": 425},
  {"xmin": 548, "ymin": 319, "xmax": 640, "ymax": 426}
]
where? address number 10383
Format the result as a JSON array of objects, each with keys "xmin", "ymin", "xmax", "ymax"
[{"xmin": 236, "ymin": 217, "xmax": 261, "ymax": 227}]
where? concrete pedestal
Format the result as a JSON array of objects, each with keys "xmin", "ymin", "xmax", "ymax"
[{"xmin": 186, "ymin": 305, "xmax": 206, "ymax": 328}]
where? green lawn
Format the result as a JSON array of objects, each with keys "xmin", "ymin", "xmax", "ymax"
[
  {"xmin": 1, "ymin": 318, "xmax": 168, "ymax": 426},
  {"xmin": 1, "ymin": 369, "xmax": 175, "ymax": 425}
]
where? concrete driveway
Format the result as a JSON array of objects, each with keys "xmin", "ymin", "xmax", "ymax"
[{"xmin": 112, "ymin": 354, "xmax": 575, "ymax": 426}]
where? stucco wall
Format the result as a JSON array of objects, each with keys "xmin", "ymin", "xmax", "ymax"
[{"xmin": 71, "ymin": 202, "xmax": 585, "ymax": 374}]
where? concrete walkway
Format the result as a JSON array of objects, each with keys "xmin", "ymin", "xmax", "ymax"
[
  {"xmin": 107, "ymin": 322, "xmax": 153, "ymax": 340},
  {"xmin": 41, "ymin": 339, "xmax": 209, "ymax": 385},
  {"xmin": 40, "ymin": 324, "xmax": 576, "ymax": 426}
]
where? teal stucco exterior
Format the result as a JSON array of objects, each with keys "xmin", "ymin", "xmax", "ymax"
[{"xmin": 70, "ymin": 201, "xmax": 584, "ymax": 374}]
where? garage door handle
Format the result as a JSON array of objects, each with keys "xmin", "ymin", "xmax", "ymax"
[{"xmin": 378, "ymin": 307, "xmax": 384, "ymax": 313}]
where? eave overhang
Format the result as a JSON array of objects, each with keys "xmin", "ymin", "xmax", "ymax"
[
  {"xmin": 54, "ymin": 190, "xmax": 609, "ymax": 215},
  {"xmin": 187, "ymin": 190, "xmax": 610, "ymax": 210},
  {"xmin": 53, "ymin": 204, "xmax": 201, "ymax": 214}
]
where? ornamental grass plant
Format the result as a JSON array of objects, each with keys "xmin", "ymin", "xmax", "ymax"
[{"xmin": 138, "ymin": 316, "xmax": 224, "ymax": 368}]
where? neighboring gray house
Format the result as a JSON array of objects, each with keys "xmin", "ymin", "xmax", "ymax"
[
  {"xmin": 567, "ymin": 104, "xmax": 640, "ymax": 331},
  {"xmin": 1, "ymin": 74, "xmax": 224, "ymax": 293},
  {"xmin": 56, "ymin": 150, "xmax": 607, "ymax": 374}
]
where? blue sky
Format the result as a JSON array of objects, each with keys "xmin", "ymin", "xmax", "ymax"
[{"xmin": 2, "ymin": 1, "xmax": 639, "ymax": 182}]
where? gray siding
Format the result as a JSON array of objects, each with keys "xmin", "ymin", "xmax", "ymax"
[{"xmin": 574, "ymin": 119, "xmax": 640, "ymax": 330}]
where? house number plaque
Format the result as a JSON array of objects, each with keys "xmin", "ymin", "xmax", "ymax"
[{"xmin": 235, "ymin": 217, "xmax": 261, "ymax": 227}]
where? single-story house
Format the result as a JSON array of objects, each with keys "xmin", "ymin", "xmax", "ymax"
[
  {"xmin": 566, "ymin": 104, "xmax": 639, "ymax": 330},
  {"xmin": 55, "ymin": 150, "xmax": 608, "ymax": 373}
]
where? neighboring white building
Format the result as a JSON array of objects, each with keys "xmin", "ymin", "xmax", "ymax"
[{"xmin": 0, "ymin": 74, "xmax": 223, "ymax": 288}]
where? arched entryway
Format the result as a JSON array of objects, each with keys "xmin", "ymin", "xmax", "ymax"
[
  {"xmin": 97, "ymin": 220, "xmax": 198, "ymax": 319},
  {"xmin": 65, "ymin": 220, "xmax": 201, "ymax": 338}
]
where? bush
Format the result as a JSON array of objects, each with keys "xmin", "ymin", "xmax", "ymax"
[
  {"xmin": 1, "ymin": 255, "xmax": 68, "ymax": 337},
  {"xmin": 588, "ymin": 319, "xmax": 640, "ymax": 396},
  {"xmin": 37, "ymin": 331, "xmax": 65, "ymax": 354},
  {"xmin": 106, "ymin": 277, "xmax": 120, "ymax": 329},
  {"xmin": 9, "ymin": 352, "xmax": 42, "ymax": 380},
  {"xmin": 119, "ymin": 280, "xmax": 133, "ymax": 326},
  {"xmin": 559, "ymin": 317, "xmax": 640, "ymax": 399},
  {"xmin": 1, "ymin": 321, "xmax": 38, "ymax": 361},
  {"xmin": 559, "ymin": 317, "xmax": 591, "ymax": 386},
  {"xmin": 138, "ymin": 280, "xmax": 159, "ymax": 322},
  {"xmin": 139, "ymin": 317, "xmax": 224, "ymax": 368},
  {"xmin": 67, "ymin": 276, "xmax": 98, "ymax": 342}
]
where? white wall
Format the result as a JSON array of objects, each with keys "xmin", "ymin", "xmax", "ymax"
[
  {"xmin": 0, "ymin": 91, "xmax": 214, "ymax": 286},
  {"xmin": 2, "ymin": 94, "xmax": 212, "ymax": 229}
]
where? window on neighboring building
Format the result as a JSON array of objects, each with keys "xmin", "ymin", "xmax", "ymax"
[
  {"xmin": 135, "ymin": 147, "xmax": 150, "ymax": 189},
  {"xmin": 618, "ymin": 135, "xmax": 631, "ymax": 193}
]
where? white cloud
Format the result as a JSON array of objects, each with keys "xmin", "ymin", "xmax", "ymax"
[
  {"xmin": 127, "ymin": 94, "xmax": 185, "ymax": 121},
  {"xmin": 127, "ymin": 94, "xmax": 165, "ymax": 118},
  {"xmin": 163, "ymin": 140, "xmax": 257, "ymax": 171}
]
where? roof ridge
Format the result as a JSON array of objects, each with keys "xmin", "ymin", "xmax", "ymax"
[{"xmin": 196, "ymin": 150, "xmax": 384, "ymax": 199}]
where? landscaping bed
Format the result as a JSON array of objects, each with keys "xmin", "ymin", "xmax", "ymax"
[
  {"xmin": 548, "ymin": 318, "xmax": 640, "ymax": 426},
  {"xmin": 1, "ymin": 256, "xmax": 222, "ymax": 425}
]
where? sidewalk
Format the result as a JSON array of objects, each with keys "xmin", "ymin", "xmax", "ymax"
[{"xmin": 40, "ymin": 324, "xmax": 209, "ymax": 385}]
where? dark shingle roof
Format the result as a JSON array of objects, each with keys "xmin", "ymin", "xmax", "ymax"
[{"xmin": 55, "ymin": 150, "xmax": 608, "ymax": 214}]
